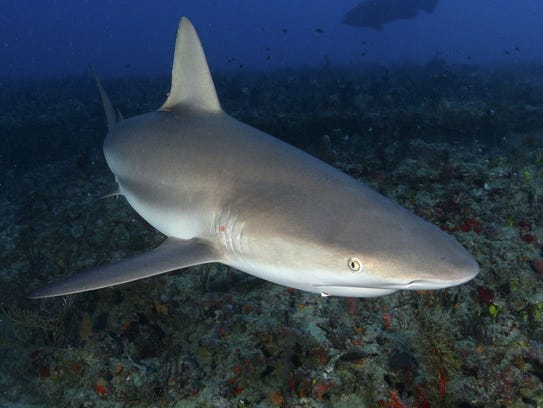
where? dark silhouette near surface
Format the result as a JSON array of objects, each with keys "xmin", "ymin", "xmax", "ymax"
[{"xmin": 342, "ymin": 0, "xmax": 438, "ymax": 30}]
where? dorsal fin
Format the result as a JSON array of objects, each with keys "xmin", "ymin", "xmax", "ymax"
[
  {"xmin": 160, "ymin": 17, "xmax": 221, "ymax": 113},
  {"xmin": 89, "ymin": 66, "xmax": 122, "ymax": 130}
]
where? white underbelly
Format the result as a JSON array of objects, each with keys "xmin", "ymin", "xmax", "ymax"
[{"xmin": 121, "ymin": 185, "xmax": 212, "ymax": 239}]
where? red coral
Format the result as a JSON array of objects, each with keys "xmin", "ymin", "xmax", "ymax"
[
  {"xmin": 532, "ymin": 258, "xmax": 543, "ymax": 277},
  {"xmin": 476, "ymin": 286, "xmax": 495, "ymax": 305},
  {"xmin": 345, "ymin": 297, "xmax": 360, "ymax": 315},
  {"xmin": 387, "ymin": 390, "xmax": 412, "ymax": 408},
  {"xmin": 521, "ymin": 234, "xmax": 535, "ymax": 244},
  {"xmin": 313, "ymin": 381, "xmax": 333, "ymax": 401},
  {"xmin": 383, "ymin": 313, "xmax": 393, "ymax": 331},
  {"xmin": 438, "ymin": 368, "xmax": 447, "ymax": 398},
  {"xmin": 94, "ymin": 382, "xmax": 107, "ymax": 396},
  {"xmin": 457, "ymin": 217, "xmax": 482, "ymax": 233}
]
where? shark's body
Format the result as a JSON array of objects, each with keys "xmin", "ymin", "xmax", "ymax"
[
  {"xmin": 29, "ymin": 17, "xmax": 478, "ymax": 299},
  {"xmin": 343, "ymin": 0, "xmax": 438, "ymax": 30}
]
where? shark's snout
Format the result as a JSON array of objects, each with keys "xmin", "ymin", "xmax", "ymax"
[
  {"xmin": 384, "ymin": 261, "xmax": 479, "ymax": 290},
  {"xmin": 393, "ymin": 236, "xmax": 479, "ymax": 290}
]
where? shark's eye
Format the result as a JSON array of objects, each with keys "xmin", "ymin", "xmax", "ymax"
[{"xmin": 348, "ymin": 257, "xmax": 362, "ymax": 272}]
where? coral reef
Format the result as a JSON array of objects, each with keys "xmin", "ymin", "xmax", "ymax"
[{"xmin": 1, "ymin": 62, "xmax": 543, "ymax": 407}]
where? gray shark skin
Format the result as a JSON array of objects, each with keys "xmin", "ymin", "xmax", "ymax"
[
  {"xmin": 29, "ymin": 17, "xmax": 477, "ymax": 299},
  {"xmin": 343, "ymin": 0, "xmax": 438, "ymax": 30}
]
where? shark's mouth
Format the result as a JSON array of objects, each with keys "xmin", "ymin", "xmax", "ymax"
[
  {"xmin": 311, "ymin": 278, "xmax": 468, "ymax": 291},
  {"xmin": 309, "ymin": 283, "xmax": 398, "ymax": 297}
]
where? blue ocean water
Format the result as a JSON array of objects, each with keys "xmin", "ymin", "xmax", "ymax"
[
  {"xmin": 1, "ymin": 1, "xmax": 543, "ymax": 407},
  {"xmin": 1, "ymin": 0, "xmax": 541, "ymax": 78}
]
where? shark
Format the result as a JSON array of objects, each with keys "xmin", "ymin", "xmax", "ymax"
[
  {"xmin": 29, "ymin": 17, "xmax": 478, "ymax": 299},
  {"xmin": 343, "ymin": 0, "xmax": 438, "ymax": 31}
]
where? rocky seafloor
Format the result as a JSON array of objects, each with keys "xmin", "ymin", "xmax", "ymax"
[{"xmin": 1, "ymin": 60, "xmax": 543, "ymax": 407}]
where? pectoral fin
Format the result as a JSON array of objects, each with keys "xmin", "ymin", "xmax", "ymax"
[{"xmin": 28, "ymin": 238, "xmax": 221, "ymax": 298}]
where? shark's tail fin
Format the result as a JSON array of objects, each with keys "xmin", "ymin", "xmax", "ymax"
[
  {"xmin": 160, "ymin": 17, "xmax": 222, "ymax": 113},
  {"xmin": 89, "ymin": 65, "xmax": 123, "ymax": 130}
]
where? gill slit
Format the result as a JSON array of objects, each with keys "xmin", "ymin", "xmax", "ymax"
[{"xmin": 214, "ymin": 208, "xmax": 245, "ymax": 260}]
